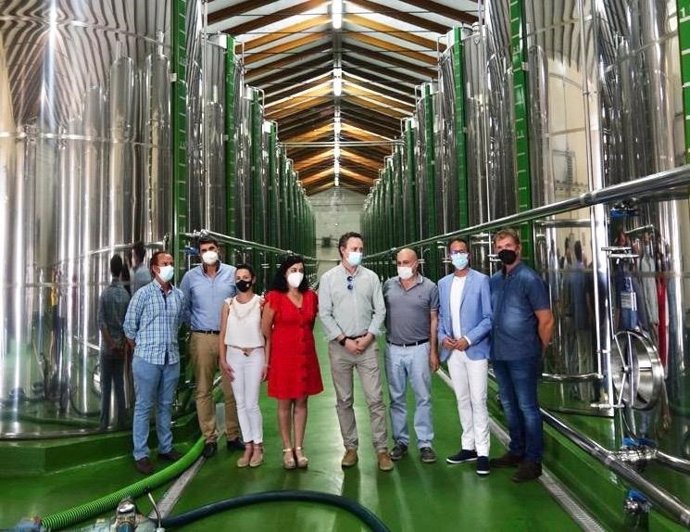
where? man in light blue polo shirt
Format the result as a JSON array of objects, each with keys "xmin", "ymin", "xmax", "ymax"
[
  {"xmin": 180, "ymin": 235, "xmax": 242, "ymax": 458},
  {"xmin": 489, "ymin": 228, "xmax": 554, "ymax": 482},
  {"xmin": 383, "ymin": 248, "xmax": 439, "ymax": 464}
]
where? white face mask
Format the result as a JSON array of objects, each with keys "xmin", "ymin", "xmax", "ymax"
[
  {"xmin": 347, "ymin": 251, "xmax": 362, "ymax": 267},
  {"xmin": 201, "ymin": 250, "xmax": 218, "ymax": 265},
  {"xmin": 158, "ymin": 265, "xmax": 175, "ymax": 283},
  {"xmin": 397, "ymin": 266, "xmax": 414, "ymax": 280},
  {"xmin": 287, "ymin": 271, "xmax": 304, "ymax": 288}
]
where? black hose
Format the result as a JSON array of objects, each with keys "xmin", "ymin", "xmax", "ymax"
[{"xmin": 160, "ymin": 490, "xmax": 391, "ymax": 531}]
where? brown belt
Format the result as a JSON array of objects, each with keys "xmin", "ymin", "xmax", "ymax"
[{"xmin": 227, "ymin": 345, "xmax": 263, "ymax": 356}]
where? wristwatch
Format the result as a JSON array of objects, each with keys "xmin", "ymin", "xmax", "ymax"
[{"xmin": 338, "ymin": 337, "xmax": 347, "ymax": 346}]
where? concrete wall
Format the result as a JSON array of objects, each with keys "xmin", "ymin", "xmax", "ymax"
[{"xmin": 309, "ymin": 187, "xmax": 365, "ymax": 277}]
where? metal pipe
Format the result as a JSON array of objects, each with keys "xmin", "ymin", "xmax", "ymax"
[
  {"xmin": 542, "ymin": 409, "xmax": 690, "ymax": 527},
  {"xmin": 654, "ymin": 451, "xmax": 690, "ymax": 476},
  {"xmin": 365, "ymin": 164, "xmax": 690, "ymax": 259},
  {"xmin": 181, "ymin": 230, "xmax": 317, "ymax": 262},
  {"xmin": 541, "ymin": 372, "xmax": 601, "ymax": 383}
]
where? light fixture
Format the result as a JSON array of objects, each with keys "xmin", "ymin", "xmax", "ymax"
[
  {"xmin": 333, "ymin": 68, "xmax": 343, "ymax": 97},
  {"xmin": 334, "ymin": 144, "xmax": 341, "ymax": 159},
  {"xmin": 334, "ymin": 118, "xmax": 342, "ymax": 136},
  {"xmin": 334, "ymin": 159, "xmax": 340, "ymax": 174},
  {"xmin": 332, "ymin": 0, "xmax": 343, "ymax": 29}
]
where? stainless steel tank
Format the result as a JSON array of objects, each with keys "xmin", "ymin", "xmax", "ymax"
[
  {"xmin": 523, "ymin": 0, "xmax": 689, "ymax": 455},
  {"xmin": 0, "ymin": 0, "xmax": 173, "ymax": 436}
]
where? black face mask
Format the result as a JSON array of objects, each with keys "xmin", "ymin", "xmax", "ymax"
[
  {"xmin": 498, "ymin": 249, "xmax": 518, "ymax": 266},
  {"xmin": 236, "ymin": 279, "xmax": 253, "ymax": 293}
]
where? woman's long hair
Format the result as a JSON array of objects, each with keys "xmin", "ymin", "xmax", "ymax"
[{"xmin": 271, "ymin": 255, "xmax": 309, "ymax": 293}]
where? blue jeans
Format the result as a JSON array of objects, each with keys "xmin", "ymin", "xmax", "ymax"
[
  {"xmin": 132, "ymin": 356, "xmax": 180, "ymax": 461},
  {"xmin": 492, "ymin": 357, "xmax": 543, "ymax": 462},
  {"xmin": 385, "ymin": 343, "xmax": 433, "ymax": 448},
  {"xmin": 99, "ymin": 354, "xmax": 126, "ymax": 430}
]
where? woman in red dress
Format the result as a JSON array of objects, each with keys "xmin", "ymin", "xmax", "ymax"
[{"xmin": 261, "ymin": 255, "xmax": 323, "ymax": 469}]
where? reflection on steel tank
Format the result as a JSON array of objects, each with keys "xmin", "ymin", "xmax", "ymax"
[
  {"xmin": 0, "ymin": 0, "xmax": 173, "ymax": 435},
  {"xmin": 522, "ymin": 0, "xmax": 689, "ymax": 445}
]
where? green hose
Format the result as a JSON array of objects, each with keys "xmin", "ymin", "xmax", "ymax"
[
  {"xmin": 161, "ymin": 490, "xmax": 391, "ymax": 531},
  {"xmin": 40, "ymin": 436, "xmax": 205, "ymax": 531}
]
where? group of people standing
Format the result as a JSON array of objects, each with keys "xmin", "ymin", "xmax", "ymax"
[{"xmin": 99, "ymin": 227, "xmax": 553, "ymax": 483}]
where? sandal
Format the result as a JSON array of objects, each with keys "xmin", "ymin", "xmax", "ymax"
[
  {"xmin": 282, "ymin": 448, "xmax": 296, "ymax": 470},
  {"xmin": 295, "ymin": 447, "xmax": 309, "ymax": 468},
  {"xmin": 249, "ymin": 444, "xmax": 264, "ymax": 468}
]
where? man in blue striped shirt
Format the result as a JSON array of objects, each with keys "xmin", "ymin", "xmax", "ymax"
[{"xmin": 124, "ymin": 250, "xmax": 186, "ymax": 475}]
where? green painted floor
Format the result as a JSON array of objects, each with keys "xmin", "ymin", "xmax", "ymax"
[{"xmin": 0, "ymin": 324, "xmax": 581, "ymax": 531}]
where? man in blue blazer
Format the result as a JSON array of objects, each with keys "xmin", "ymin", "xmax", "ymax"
[{"xmin": 438, "ymin": 238, "xmax": 493, "ymax": 475}]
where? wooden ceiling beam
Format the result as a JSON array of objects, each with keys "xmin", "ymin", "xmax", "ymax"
[
  {"xmin": 265, "ymin": 81, "xmax": 332, "ymax": 111},
  {"xmin": 224, "ymin": 0, "xmax": 324, "ymax": 36},
  {"xmin": 341, "ymin": 111, "xmax": 400, "ymax": 135},
  {"xmin": 345, "ymin": 94, "xmax": 409, "ymax": 119},
  {"xmin": 344, "ymin": 81, "xmax": 415, "ymax": 112},
  {"xmin": 341, "ymin": 166, "xmax": 379, "ymax": 181},
  {"xmin": 280, "ymin": 109, "xmax": 334, "ymax": 135},
  {"xmin": 208, "ymin": 0, "xmax": 277, "ymax": 24},
  {"xmin": 242, "ymin": 15, "xmax": 330, "ymax": 50},
  {"xmin": 342, "ymin": 122, "xmax": 393, "ymax": 142},
  {"xmin": 343, "ymin": 42, "xmax": 436, "ymax": 78},
  {"xmin": 287, "ymin": 124, "xmax": 333, "ymax": 143},
  {"xmin": 343, "ymin": 69, "xmax": 415, "ymax": 107},
  {"xmin": 345, "ymin": 13, "xmax": 444, "ymax": 52},
  {"xmin": 346, "ymin": 0, "xmax": 450, "ymax": 34},
  {"xmin": 341, "ymin": 114, "xmax": 400, "ymax": 139},
  {"xmin": 341, "ymin": 149, "xmax": 382, "ymax": 170},
  {"xmin": 299, "ymin": 167, "xmax": 334, "ymax": 184},
  {"xmin": 267, "ymin": 95, "xmax": 331, "ymax": 120},
  {"xmin": 396, "ymin": 0, "xmax": 477, "ymax": 25},
  {"xmin": 249, "ymin": 59, "xmax": 332, "ymax": 88},
  {"xmin": 264, "ymin": 72, "xmax": 330, "ymax": 102},
  {"xmin": 244, "ymin": 32, "xmax": 329, "ymax": 65},
  {"xmin": 342, "ymin": 55, "xmax": 423, "ymax": 86},
  {"xmin": 343, "ymin": 70, "xmax": 415, "ymax": 104},
  {"xmin": 344, "ymin": 143, "xmax": 392, "ymax": 160},
  {"xmin": 346, "ymin": 30, "xmax": 437, "ymax": 65},
  {"xmin": 294, "ymin": 149, "xmax": 334, "ymax": 172}
]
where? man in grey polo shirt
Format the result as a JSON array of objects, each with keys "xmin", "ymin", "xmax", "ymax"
[
  {"xmin": 383, "ymin": 248, "xmax": 439, "ymax": 463},
  {"xmin": 319, "ymin": 231, "xmax": 393, "ymax": 471}
]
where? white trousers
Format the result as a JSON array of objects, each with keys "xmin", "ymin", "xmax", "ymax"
[
  {"xmin": 226, "ymin": 346, "xmax": 265, "ymax": 444},
  {"xmin": 447, "ymin": 350, "xmax": 489, "ymax": 456}
]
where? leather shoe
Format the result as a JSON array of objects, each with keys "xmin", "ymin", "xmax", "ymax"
[
  {"xmin": 135, "ymin": 457, "xmax": 154, "ymax": 475},
  {"xmin": 489, "ymin": 451, "xmax": 523, "ymax": 468},
  {"xmin": 341, "ymin": 448, "xmax": 358, "ymax": 468},
  {"xmin": 158, "ymin": 449, "xmax": 183, "ymax": 462},
  {"xmin": 202, "ymin": 441, "xmax": 217, "ymax": 458},
  {"xmin": 512, "ymin": 460, "xmax": 542, "ymax": 482},
  {"xmin": 226, "ymin": 437, "xmax": 245, "ymax": 452},
  {"xmin": 377, "ymin": 450, "xmax": 394, "ymax": 472}
]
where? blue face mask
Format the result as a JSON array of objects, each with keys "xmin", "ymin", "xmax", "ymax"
[
  {"xmin": 451, "ymin": 252, "xmax": 469, "ymax": 270},
  {"xmin": 347, "ymin": 251, "xmax": 363, "ymax": 267}
]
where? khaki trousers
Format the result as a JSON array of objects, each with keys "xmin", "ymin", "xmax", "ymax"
[
  {"xmin": 328, "ymin": 340, "xmax": 388, "ymax": 451},
  {"xmin": 189, "ymin": 332, "xmax": 240, "ymax": 442}
]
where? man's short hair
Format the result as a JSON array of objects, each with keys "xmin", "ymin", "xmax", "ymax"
[
  {"xmin": 448, "ymin": 238, "xmax": 469, "ymax": 250},
  {"xmin": 337, "ymin": 231, "xmax": 364, "ymax": 257},
  {"xmin": 493, "ymin": 228, "xmax": 521, "ymax": 246},
  {"xmin": 132, "ymin": 241, "xmax": 146, "ymax": 263},
  {"xmin": 198, "ymin": 235, "xmax": 219, "ymax": 248},
  {"xmin": 150, "ymin": 250, "xmax": 170, "ymax": 273},
  {"xmin": 110, "ymin": 255, "xmax": 124, "ymax": 278}
]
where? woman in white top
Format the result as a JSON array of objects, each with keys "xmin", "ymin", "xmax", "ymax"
[{"xmin": 219, "ymin": 264, "xmax": 267, "ymax": 468}]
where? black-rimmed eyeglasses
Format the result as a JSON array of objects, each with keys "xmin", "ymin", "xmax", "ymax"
[{"xmin": 347, "ymin": 275, "xmax": 354, "ymax": 290}]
